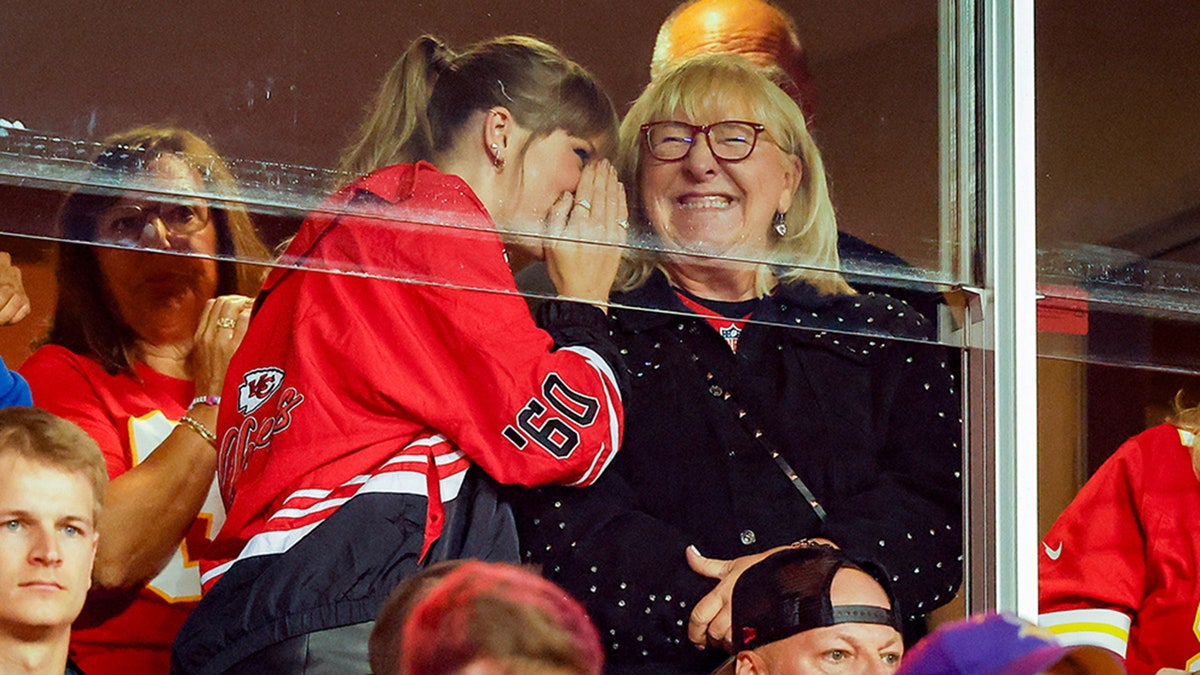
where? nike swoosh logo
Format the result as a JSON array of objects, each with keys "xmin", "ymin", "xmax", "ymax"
[{"xmin": 1043, "ymin": 541, "xmax": 1063, "ymax": 560}]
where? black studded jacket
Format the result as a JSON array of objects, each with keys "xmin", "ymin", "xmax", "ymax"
[{"xmin": 515, "ymin": 271, "xmax": 963, "ymax": 674}]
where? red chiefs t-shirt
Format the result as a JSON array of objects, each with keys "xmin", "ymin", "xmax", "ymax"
[{"xmin": 1040, "ymin": 423, "xmax": 1200, "ymax": 673}]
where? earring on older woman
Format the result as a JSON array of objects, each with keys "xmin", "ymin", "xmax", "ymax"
[
  {"xmin": 489, "ymin": 142, "xmax": 505, "ymax": 169},
  {"xmin": 773, "ymin": 211, "xmax": 787, "ymax": 236}
]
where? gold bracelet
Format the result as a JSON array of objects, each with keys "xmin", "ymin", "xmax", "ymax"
[{"xmin": 178, "ymin": 414, "xmax": 217, "ymax": 447}]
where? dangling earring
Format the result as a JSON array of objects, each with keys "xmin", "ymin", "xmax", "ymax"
[
  {"xmin": 490, "ymin": 143, "xmax": 504, "ymax": 169},
  {"xmin": 773, "ymin": 211, "xmax": 788, "ymax": 236}
]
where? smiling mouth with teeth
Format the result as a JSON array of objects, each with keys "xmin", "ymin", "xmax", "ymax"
[{"xmin": 677, "ymin": 195, "xmax": 733, "ymax": 209}]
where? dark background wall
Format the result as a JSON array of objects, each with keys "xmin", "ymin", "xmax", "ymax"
[
  {"xmin": 0, "ymin": 0, "xmax": 947, "ymax": 369},
  {"xmin": 0, "ymin": 0, "xmax": 942, "ymax": 271}
]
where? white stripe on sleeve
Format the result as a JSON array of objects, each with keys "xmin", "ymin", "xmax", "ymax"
[{"xmin": 1039, "ymin": 608, "xmax": 1131, "ymax": 657}]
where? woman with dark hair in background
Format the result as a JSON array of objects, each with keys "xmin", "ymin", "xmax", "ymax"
[
  {"xmin": 173, "ymin": 34, "xmax": 628, "ymax": 673},
  {"xmin": 518, "ymin": 55, "xmax": 962, "ymax": 674},
  {"xmin": 19, "ymin": 125, "xmax": 269, "ymax": 674}
]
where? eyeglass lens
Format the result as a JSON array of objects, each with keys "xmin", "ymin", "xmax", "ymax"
[
  {"xmin": 97, "ymin": 202, "xmax": 209, "ymax": 244},
  {"xmin": 645, "ymin": 121, "xmax": 760, "ymax": 161}
]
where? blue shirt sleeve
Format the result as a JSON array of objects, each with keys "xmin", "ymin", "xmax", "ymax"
[{"xmin": 0, "ymin": 356, "xmax": 32, "ymax": 407}]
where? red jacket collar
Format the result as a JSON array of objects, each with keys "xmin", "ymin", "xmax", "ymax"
[
  {"xmin": 354, "ymin": 161, "xmax": 432, "ymax": 203},
  {"xmin": 262, "ymin": 162, "xmax": 480, "ymax": 294}
]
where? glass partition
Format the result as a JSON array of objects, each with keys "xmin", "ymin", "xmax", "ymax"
[
  {"xmin": 1035, "ymin": 0, "xmax": 1200, "ymax": 663},
  {"xmin": 0, "ymin": 1, "xmax": 977, "ymax": 668},
  {"xmin": 0, "ymin": 2, "xmax": 967, "ymax": 309},
  {"xmin": 1035, "ymin": 0, "xmax": 1200, "ymax": 521}
]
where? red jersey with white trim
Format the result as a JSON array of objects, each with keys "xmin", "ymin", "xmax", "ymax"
[
  {"xmin": 202, "ymin": 162, "xmax": 622, "ymax": 589},
  {"xmin": 21, "ymin": 345, "xmax": 224, "ymax": 675},
  {"xmin": 1039, "ymin": 423, "xmax": 1200, "ymax": 674}
]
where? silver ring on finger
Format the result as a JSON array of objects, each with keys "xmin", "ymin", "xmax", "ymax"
[
  {"xmin": 575, "ymin": 199, "xmax": 592, "ymax": 211},
  {"xmin": 216, "ymin": 316, "xmax": 237, "ymax": 330},
  {"xmin": 615, "ymin": 218, "xmax": 629, "ymax": 229}
]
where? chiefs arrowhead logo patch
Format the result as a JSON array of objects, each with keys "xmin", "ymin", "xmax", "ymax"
[{"xmin": 237, "ymin": 367, "xmax": 284, "ymax": 415}]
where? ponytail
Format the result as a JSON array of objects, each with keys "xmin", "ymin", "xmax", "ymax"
[
  {"xmin": 337, "ymin": 34, "xmax": 616, "ymax": 187},
  {"xmin": 336, "ymin": 35, "xmax": 456, "ymax": 184}
]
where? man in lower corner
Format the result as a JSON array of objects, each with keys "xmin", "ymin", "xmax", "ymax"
[{"xmin": 0, "ymin": 407, "xmax": 106, "ymax": 675}]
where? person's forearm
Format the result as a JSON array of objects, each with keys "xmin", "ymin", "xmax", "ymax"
[{"xmin": 92, "ymin": 409, "xmax": 217, "ymax": 591}]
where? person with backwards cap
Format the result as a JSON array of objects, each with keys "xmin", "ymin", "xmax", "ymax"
[{"xmin": 713, "ymin": 543, "xmax": 905, "ymax": 675}]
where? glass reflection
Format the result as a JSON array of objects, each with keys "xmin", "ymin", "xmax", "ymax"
[
  {"xmin": 0, "ymin": 2, "xmax": 967, "ymax": 670},
  {"xmin": 1035, "ymin": 0, "xmax": 1200, "ymax": 667}
]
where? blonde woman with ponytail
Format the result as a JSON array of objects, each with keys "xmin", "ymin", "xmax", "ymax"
[
  {"xmin": 173, "ymin": 34, "xmax": 627, "ymax": 673},
  {"xmin": 1040, "ymin": 393, "xmax": 1200, "ymax": 671}
]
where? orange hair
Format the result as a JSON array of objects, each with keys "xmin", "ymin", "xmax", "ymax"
[{"xmin": 401, "ymin": 562, "xmax": 602, "ymax": 675}]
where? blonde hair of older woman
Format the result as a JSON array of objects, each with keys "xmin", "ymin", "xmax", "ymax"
[{"xmin": 615, "ymin": 54, "xmax": 851, "ymax": 297}]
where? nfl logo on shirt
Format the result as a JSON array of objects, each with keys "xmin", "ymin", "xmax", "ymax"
[{"xmin": 719, "ymin": 324, "xmax": 742, "ymax": 351}]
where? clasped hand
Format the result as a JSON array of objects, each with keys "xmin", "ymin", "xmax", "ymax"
[{"xmin": 686, "ymin": 538, "xmax": 838, "ymax": 652}]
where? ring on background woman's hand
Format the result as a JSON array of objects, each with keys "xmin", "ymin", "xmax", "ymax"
[
  {"xmin": 216, "ymin": 316, "xmax": 237, "ymax": 330},
  {"xmin": 575, "ymin": 199, "xmax": 592, "ymax": 211},
  {"xmin": 615, "ymin": 218, "xmax": 629, "ymax": 229}
]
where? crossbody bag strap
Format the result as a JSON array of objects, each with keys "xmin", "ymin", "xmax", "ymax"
[{"xmin": 673, "ymin": 327, "xmax": 828, "ymax": 523}]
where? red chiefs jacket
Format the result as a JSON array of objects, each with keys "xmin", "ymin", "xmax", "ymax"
[{"xmin": 173, "ymin": 162, "xmax": 623, "ymax": 673}]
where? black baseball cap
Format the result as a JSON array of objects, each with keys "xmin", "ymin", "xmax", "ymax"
[{"xmin": 733, "ymin": 545, "xmax": 903, "ymax": 652}]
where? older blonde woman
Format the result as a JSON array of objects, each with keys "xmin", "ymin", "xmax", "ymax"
[{"xmin": 517, "ymin": 55, "xmax": 962, "ymax": 674}]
